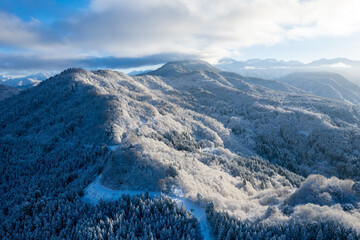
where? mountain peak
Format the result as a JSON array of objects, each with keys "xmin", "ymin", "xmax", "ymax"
[
  {"xmin": 60, "ymin": 68, "xmax": 88, "ymax": 75},
  {"xmin": 147, "ymin": 60, "xmax": 219, "ymax": 77}
]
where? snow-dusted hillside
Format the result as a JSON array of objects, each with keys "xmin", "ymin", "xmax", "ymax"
[
  {"xmin": 219, "ymin": 71, "xmax": 306, "ymax": 94},
  {"xmin": 1, "ymin": 61, "xmax": 360, "ymax": 238},
  {"xmin": 279, "ymin": 72, "xmax": 360, "ymax": 106}
]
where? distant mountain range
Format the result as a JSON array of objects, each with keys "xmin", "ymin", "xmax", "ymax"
[
  {"xmin": 1, "ymin": 72, "xmax": 52, "ymax": 89},
  {"xmin": 216, "ymin": 57, "xmax": 360, "ymax": 83}
]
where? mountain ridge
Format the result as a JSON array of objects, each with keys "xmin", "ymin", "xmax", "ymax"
[{"xmin": 1, "ymin": 72, "xmax": 53, "ymax": 88}]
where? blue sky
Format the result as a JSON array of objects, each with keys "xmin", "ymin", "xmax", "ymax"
[
  {"xmin": 1, "ymin": 0, "xmax": 360, "ymax": 75},
  {"xmin": 0, "ymin": 0, "xmax": 89, "ymax": 23},
  {"xmin": 242, "ymin": 33, "xmax": 360, "ymax": 63}
]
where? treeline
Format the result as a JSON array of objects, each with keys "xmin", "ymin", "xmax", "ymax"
[
  {"xmin": 0, "ymin": 139, "xmax": 202, "ymax": 239},
  {"xmin": 206, "ymin": 207, "xmax": 360, "ymax": 240},
  {"xmin": 79, "ymin": 194, "xmax": 201, "ymax": 240},
  {"xmin": 2, "ymin": 194, "xmax": 201, "ymax": 240}
]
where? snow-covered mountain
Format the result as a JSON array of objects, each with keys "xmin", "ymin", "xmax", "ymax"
[
  {"xmin": 1, "ymin": 61, "xmax": 360, "ymax": 238},
  {"xmin": 216, "ymin": 58, "xmax": 360, "ymax": 83},
  {"xmin": 150, "ymin": 60, "xmax": 305, "ymax": 94},
  {"xmin": 1, "ymin": 72, "xmax": 52, "ymax": 88},
  {"xmin": 279, "ymin": 72, "xmax": 360, "ymax": 106},
  {"xmin": 148, "ymin": 60, "xmax": 219, "ymax": 77},
  {"xmin": 0, "ymin": 84, "xmax": 19, "ymax": 101}
]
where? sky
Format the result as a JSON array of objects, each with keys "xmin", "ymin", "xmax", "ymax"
[{"xmin": 1, "ymin": 0, "xmax": 360, "ymax": 75}]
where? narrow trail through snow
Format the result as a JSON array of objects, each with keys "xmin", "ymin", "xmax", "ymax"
[{"xmin": 84, "ymin": 177, "xmax": 212, "ymax": 240}]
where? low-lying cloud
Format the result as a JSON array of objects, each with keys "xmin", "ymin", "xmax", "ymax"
[{"xmin": 0, "ymin": 52, "xmax": 199, "ymax": 75}]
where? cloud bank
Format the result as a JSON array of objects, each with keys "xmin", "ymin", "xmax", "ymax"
[{"xmin": 0, "ymin": 52, "xmax": 198, "ymax": 75}]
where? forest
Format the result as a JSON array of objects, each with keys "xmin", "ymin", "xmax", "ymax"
[
  {"xmin": 206, "ymin": 208, "xmax": 360, "ymax": 240},
  {"xmin": 0, "ymin": 139, "xmax": 201, "ymax": 239}
]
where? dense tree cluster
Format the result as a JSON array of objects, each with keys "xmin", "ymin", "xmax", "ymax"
[
  {"xmin": 78, "ymin": 194, "xmax": 201, "ymax": 240},
  {"xmin": 256, "ymin": 123, "xmax": 360, "ymax": 180},
  {"xmin": 200, "ymin": 152, "xmax": 304, "ymax": 189},
  {"xmin": 0, "ymin": 139, "xmax": 201, "ymax": 239},
  {"xmin": 207, "ymin": 209, "xmax": 360, "ymax": 240}
]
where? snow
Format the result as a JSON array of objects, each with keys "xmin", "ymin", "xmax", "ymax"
[
  {"xmin": 106, "ymin": 145, "xmax": 119, "ymax": 151},
  {"xmin": 84, "ymin": 177, "xmax": 212, "ymax": 240},
  {"xmin": 201, "ymin": 147, "xmax": 218, "ymax": 154},
  {"xmin": 171, "ymin": 197, "xmax": 212, "ymax": 240},
  {"xmin": 298, "ymin": 130, "xmax": 310, "ymax": 136},
  {"xmin": 84, "ymin": 177, "xmax": 160, "ymax": 202}
]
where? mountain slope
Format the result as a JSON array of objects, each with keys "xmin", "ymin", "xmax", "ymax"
[
  {"xmin": 0, "ymin": 69, "xmax": 112, "ymax": 145},
  {"xmin": 279, "ymin": 72, "xmax": 360, "ymax": 105},
  {"xmin": 219, "ymin": 71, "xmax": 306, "ymax": 94},
  {"xmin": 0, "ymin": 84, "xmax": 19, "ymax": 101},
  {"xmin": 145, "ymin": 62, "xmax": 360, "ymax": 179}
]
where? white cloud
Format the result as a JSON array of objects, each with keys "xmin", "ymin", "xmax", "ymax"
[
  {"xmin": 1, "ymin": 0, "xmax": 360, "ymax": 61},
  {"xmin": 0, "ymin": 12, "xmax": 40, "ymax": 48}
]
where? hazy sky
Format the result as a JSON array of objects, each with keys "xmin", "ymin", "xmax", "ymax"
[{"xmin": 1, "ymin": 0, "xmax": 360, "ymax": 74}]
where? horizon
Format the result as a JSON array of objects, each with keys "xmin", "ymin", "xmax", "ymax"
[{"xmin": 2, "ymin": 57, "xmax": 360, "ymax": 78}]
